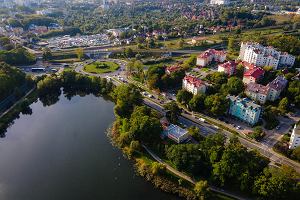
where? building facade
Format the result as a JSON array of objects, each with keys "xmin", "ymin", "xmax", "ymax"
[
  {"xmin": 289, "ymin": 124, "xmax": 300, "ymax": 149},
  {"xmin": 267, "ymin": 75, "xmax": 288, "ymax": 101},
  {"xmin": 245, "ymin": 83, "xmax": 269, "ymax": 104},
  {"xmin": 196, "ymin": 49, "xmax": 226, "ymax": 67},
  {"xmin": 239, "ymin": 42, "xmax": 295, "ymax": 69},
  {"xmin": 218, "ymin": 61, "xmax": 236, "ymax": 76},
  {"xmin": 182, "ymin": 75, "xmax": 206, "ymax": 95},
  {"xmin": 228, "ymin": 96, "xmax": 262, "ymax": 125}
]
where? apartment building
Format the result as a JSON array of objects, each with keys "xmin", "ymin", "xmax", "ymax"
[
  {"xmin": 245, "ymin": 83, "xmax": 270, "ymax": 104},
  {"xmin": 239, "ymin": 42, "xmax": 295, "ymax": 69},
  {"xmin": 196, "ymin": 49, "xmax": 226, "ymax": 67},
  {"xmin": 218, "ymin": 61, "xmax": 236, "ymax": 76},
  {"xmin": 267, "ymin": 75, "xmax": 288, "ymax": 101},
  {"xmin": 228, "ymin": 96, "xmax": 262, "ymax": 125},
  {"xmin": 289, "ymin": 124, "xmax": 300, "ymax": 149},
  {"xmin": 242, "ymin": 67, "xmax": 265, "ymax": 84},
  {"xmin": 182, "ymin": 75, "xmax": 207, "ymax": 95}
]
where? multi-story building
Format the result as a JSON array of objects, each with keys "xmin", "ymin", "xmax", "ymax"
[
  {"xmin": 228, "ymin": 96, "xmax": 262, "ymax": 125},
  {"xmin": 245, "ymin": 83, "xmax": 270, "ymax": 104},
  {"xmin": 239, "ymin": 42, "xmax": 295, "ymax": 69},
  {"xmin": 245, "ymin": 75, "xmax": 288, "ymax": 104},
  {"xmin": 242, "ymin": 67, "xmax": 265, "ymax": 84},
  {"xmin": 289, "ymin": 124, "xmax": 300, "ymax": 149},
  {"xmin": 267, "ymin": 75, "xmax": 288, "ymax": 101},
  {"xmin": 182, "ymin": 75, "xmax": 206, "ymax": 95},
  {"xmin": 196, "ymin": 49, "xmax": 226, "ymax": 67},
  {"xmin": 210, "ymin": 0, "xmax": 230, "ymax": 5},
  {"xmin": 218, "ymin": 61, "xmax": 236, "ymax": 76}
]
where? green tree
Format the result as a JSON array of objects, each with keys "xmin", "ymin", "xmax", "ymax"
[
  {"xmin": 204, "ymin": 94, "xmax": 229, "ymax": 116},
  {"xmin": 124, "ymin": 47, "xmax": 135, "ymax": 58},
  {"xmin": 75, "ymin": 48, "xmax": 84, "ymax": 60},
  {"xmin": 249, "ymin": 126, "xmax": 265, "ymax": 141},
  {"xmin": 182, "ymin": 55, "xmax": 196, "ymax": 69},
  {"xmin": 42, "ymin": 47, "xmax": 52, "ymax": 61},
  {"xmin": 113, "ymin": 84, "xmax": 142, "ymax": 118},
  {"xmin": 176, "ymin": 89, "xmax": 193, "ymax": 105},
  {"xmin": 278, "ymin": 97, "xmax": 289, "ymax": 115},
  {"xmin": 194, "ymin": 180, "xmax": 210, "ymax": 200},
  {"xmin": 188, "ymin": 93, "xmax": 206, "ymax": 112},
  {"xmin": 164, "ymin": 101, "xmax": 181, "ymax": 124},
  {"xmin": 222, "ymin": 77, "xmax": 244, "ymax": 95}
]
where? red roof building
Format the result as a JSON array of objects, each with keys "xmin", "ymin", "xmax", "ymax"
[
  {"xmin": 196, "ymin": 49, "xmax": 226, "ymax": 67},
  {"xmin": 243, "ymin": 67, "xmax": 265, "ymax": 84},
  {"xmin": 218, "ymin": 61, "xmax": 237, "ymax": 76},
  {"xmin": 182, "ymin": 75, "xmax": 207, "ymax": 95}
]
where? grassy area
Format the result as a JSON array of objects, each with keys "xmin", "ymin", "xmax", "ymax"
[
  {"xmin": 84, "ymin": 61, "xmax": 120, "ymax": 74},
  {"xmin": 50, "ymin": 58, "xmax": 81, "ymax": 63}
]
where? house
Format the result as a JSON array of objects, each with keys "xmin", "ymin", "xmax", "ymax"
[
  {"xmin": 165, "ymin": 65, "xmax": 181, "ymax": 74},
  {"xmin": 228, "ymin": 96, "xmax": 262, "ymax": 125},
  {"xmin": 196, "ymin": 49, "xmax": 226, "ymax": 67},
  {"xmin": 162, "ymin": 124, "xmax": 189, "ymax": 144},
  {"xmin": 182, "ymin": 75, "xmax": 207, "ymax": 95},
  {"xmin": 240, "ymin": 61, "xmax": 256, "ymax": 71},
  {"xmin": 245, "ymin": 83, "xmax": 270, "ymax": 104},
  {"xmin": 242, "ymin": 67, "xmax": 265, "ymax": 84},
  {"xmin": 289, "ymin": 124, "xmax": 300, "ymax": 149},
  {"xmin": 239, "ymin": 42, "xmax": 295, "ymax": 69},
  {"xmin": 267, "ymin": 75, "xmax": 288, "ymax": 101},
  {"xmin": 218, "ymin": 61, "xmax": 236, "ymax": 76}
]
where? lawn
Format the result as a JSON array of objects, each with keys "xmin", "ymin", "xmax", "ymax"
[{"xmin": 84, "ymin": 61, "xmax": 120, "ymax": 74}]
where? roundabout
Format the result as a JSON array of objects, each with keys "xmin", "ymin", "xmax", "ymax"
[{"xmin": 83, "ymin": 61, "xmax": 120, "ymax": 74}]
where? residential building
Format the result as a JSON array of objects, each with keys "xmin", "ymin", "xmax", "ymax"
[
  {"xmin": 245, "ymin": 75, "xmax": 288, "ymax": 103},
  {"xmin": 289, "ymin": 124, "xmax": 300, "ymax": 149},
  {"xmin": 182, "ymin": 75, "xmax": 206, "ymax": 95},
  {"xmin": 210, "ymin": 0, "xmax": 230, "ymax": 5},
  {"xmin": 165, "ymin": 65, "xmax": 181, "ymax": 74},
  {"xmin": 242, "ymin": 67, "xmax": 265, "ymax": 84},
  {"xmin": 196, "ymin": 49, "xmax": 226, "ymax": 67},
  {"xmin": 218, "ymin": 61, "xmax": 236, "ymax": 76},
  {"xmin": 228, "ymin": 96, "xmax": 262, "ymax": 125},
  {"xmin": 239, "ymin": 42, "xmax": 295, "ymax": 69},
  {"xmin": 239, "ymin": 61, "xmax": 256, "ymax": 71},
  {"xmin": 267, "ymin": 75, "xmax": 288, "ymax": 101},
  {"xmin": 245, "ymin": 83, "xmax": 269, "ymax": 104}
]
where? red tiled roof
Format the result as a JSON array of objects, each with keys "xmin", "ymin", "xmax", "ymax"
[
  {"xmin": 219, "ymin": 61, "xmax": 237, "ymax": 70},
  {"xmin": 240, "ymin": 61, "xmax": 256, "ymax": 70},
  {"xmin": 244, "ymin": 67, "xmax": 265, "ymax": 79},
  {"xmin": 166, "ymin": 65, "xmax": 181, "ymax": 73},
  {"xmin": 184, "ymin": 75, "xmax": 204, "ymax": 88},
  {"xmin": 198, "ymin": 49, "xmax": 226, "ymax": 59}
]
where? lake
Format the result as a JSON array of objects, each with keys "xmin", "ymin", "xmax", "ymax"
[{"xmin": 0, "ymin": 94, "xmax": 179, "ymax": 200}]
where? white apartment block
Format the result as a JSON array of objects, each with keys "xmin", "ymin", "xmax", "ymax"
[
  {"xmin": 239, "ymin": 42, "xmax": 295, "ymax": 70},
  {"xmin": 210, "ymin": 0, "xmax": 229, "ymax": 5},
  {"xmin": 289, "ymin": 124, "xmax": 300, "ymax": 149}
]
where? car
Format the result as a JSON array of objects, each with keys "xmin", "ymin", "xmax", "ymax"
[
  {"xmin": 276, "ymin": 126, "xmax": 280, "ymax": 130},
  {"xmin": 236, "ymin": 126, "xmax": 241, "ymax": 130}
]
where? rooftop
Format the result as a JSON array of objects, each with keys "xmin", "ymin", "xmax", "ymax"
[
  {"xmin": 219, "ymin": 61, "xmax": 237, "ymax": 69},
  {"xmin": 163, "ymin": 124, "xmax": 188, "ymax": 139},
  {"xmin": 198, "ymin": 49, "xmax": 226, "ymax": 59},
  {"xmin": 244, "ymin": 67, "xmax": 265, "ymax": 79},
  {"xmin": 228, "ymin": 95, "xmax": 262, "ymax": 111},
  {"xmin": 267, "ymin": 75, "xmax": 288, "ymax": 91},
  {"xmin": 184, "ymin": 75, "xmax": 205, "ymax": 88},
  {"xmin": 246, "ymin": 83, "xmax": 269, "ymax": 95}
]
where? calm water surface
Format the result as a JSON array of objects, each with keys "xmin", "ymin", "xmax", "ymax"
[{"xmin": 0, "ymin": 94, "xmax": 179, "ymax": 200}]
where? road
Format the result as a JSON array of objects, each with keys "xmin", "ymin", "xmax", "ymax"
[
  {"xmin": 75, "ymin": 58, "xmax": 300, "ymax": 174},
  {"xmin": 142, "ymin": 145, "xmax": 251, "ymax": 200}
]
